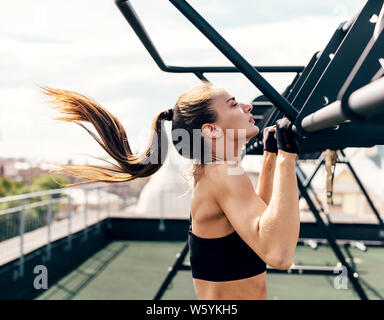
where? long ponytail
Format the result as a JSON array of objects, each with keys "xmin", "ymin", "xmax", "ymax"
[{"xmin": 39, "ymin": 85, "xmax": 170, "ymax": 186}]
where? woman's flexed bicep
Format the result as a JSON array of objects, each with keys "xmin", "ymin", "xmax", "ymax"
[{"xmin": 212, "ymin": 164, "xmax": 270, "ymax": 262}]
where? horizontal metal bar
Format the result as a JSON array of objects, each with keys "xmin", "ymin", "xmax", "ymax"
[
  {"xmin": 301, "ymin": 100, "xmax": 345, "ymax": 132},
  {"xmin": 266, "ymin": 265, "xmax": 341, "ymax": 275},
  {"xmin": 298, "ymin": 237, "xmax": 384, "ymax": 248},
  {"xmin": 166, "ymin": 65, "xmax": 304, "ymax": 73},
  {"xmin": 348, "ymin": 76, "xmax": 384, "ymax": 117},
  {"xmin": 301, "ymin": 77, "xmax": 384, "ymax": 132},
  {"xmin": 0, "ymin": 182, "xmax": 106, "ymax": 204},
  {"xmin": 179, "ymin": 262, "xmax": 342, "ymax": 276},
  {"xmin": 180, "ymin": 262, "xmax": 341, "ymax": 275},
  {"xmin": 252, "ymin": 101, "xmax": 274, "ymax": 107},
  {"xmin": 0, "ymin": 198, "xmax": 62, "ymax": 217}
]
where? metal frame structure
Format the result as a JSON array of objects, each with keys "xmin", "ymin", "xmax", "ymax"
[
  {"xmin": 301, "ymin": 6, "xmax": 384, "ymax": 132},
  {"xmin": 115, "ymin": 0, "xmax": 302, "ymax": 121},
  {"xmin": 246, "ymin": 18, "xmax": 354, "ymax": 156},
  {"xmin": 114, "ymin": 0, "xmax": 384, "ymax": 300},
  {"xmin": 293, "ymin": 0, "xmax": 384, "ymax": 144}
]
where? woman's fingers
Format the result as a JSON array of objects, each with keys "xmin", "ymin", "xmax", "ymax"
[
  {"xmin": 263, "ymin": 125, "xmax": 276, "ymax": 134},
  {"xmin": 263, "ymin": 126, "xmax": 278, "ymax": 154}
]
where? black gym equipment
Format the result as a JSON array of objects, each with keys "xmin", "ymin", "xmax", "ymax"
[{"xmin": 114, "ymin": 0, "xmax": 384, "ymax": 300}]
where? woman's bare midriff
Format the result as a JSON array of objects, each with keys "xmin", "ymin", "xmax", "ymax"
[
  {"xmin": 190, "ymin": 164, "xmax": 267, "ymax": 300},
  {"xmin": 193, "ymin": 272, "xmax": 267, "ymax": 300}
]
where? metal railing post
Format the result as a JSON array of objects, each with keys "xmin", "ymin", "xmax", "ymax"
[
  {"xmin": 46, "ymin": 194, "xmax": 53, "ymax": 261},
  {"xmin": 158, "ymin": 189, "xmax": 165, "ymax": 232},
  {"xmin": 97, "ymin": 188, "xmax": 101, "ymax": 233},
  {"xmin": 83, "ymin": 189, "xmax": 88, "ymax": 241},
  {"xmin": 18, "ymin": 199, "xmax": 26, "ymax": 278},
  {"xmin": 65, "ymin": 195, "xmax": 72, "ymax": 251},
  {"xmin": 107, "ymin": 192, "xmax": 112, "ymax": 230}
]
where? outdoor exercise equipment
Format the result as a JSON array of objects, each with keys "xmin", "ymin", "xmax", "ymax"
[{"xmin": 115, "ymin": 0, "xmax": 384, "ymax": 300}]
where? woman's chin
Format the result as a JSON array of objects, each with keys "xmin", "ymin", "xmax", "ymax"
[
  {"xmin": 245, "ymin": 126, "xmax": 260, "ymax": 140},
  {"xmin": 250, "ymin": 125, "xmax": 260, "ymax": 136}
]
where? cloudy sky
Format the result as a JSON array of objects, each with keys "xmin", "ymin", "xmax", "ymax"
[{"xmin": 0, "ymin": 0, "xmax": 366, "ymax": 167}]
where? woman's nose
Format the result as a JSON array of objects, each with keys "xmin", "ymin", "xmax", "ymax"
[{"xmin": 243, "ymin": 103, "xmax": 253, "ymax": 113}]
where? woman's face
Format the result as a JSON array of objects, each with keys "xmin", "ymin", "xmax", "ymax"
[{"xmin": 209, "ymin": 88, "xmax": 259, "ymax": 141}]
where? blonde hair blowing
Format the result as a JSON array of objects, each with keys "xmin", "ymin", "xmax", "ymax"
[{"xmin": 39, "ymin": 81, "xmax": 218, "ymax": 187}]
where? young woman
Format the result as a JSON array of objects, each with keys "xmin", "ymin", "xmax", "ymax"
[{"xmin": 40, "ymin": 81, "xmax": 300, "ymax": 300}]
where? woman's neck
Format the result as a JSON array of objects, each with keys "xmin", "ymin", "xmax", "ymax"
[
  {"xmin": 210, "ymin": 136, "xmax": 244, "ymax": 165},
  {"xmin": 210, "ymin": 157, "xmax": 241, "ymax": 165}
]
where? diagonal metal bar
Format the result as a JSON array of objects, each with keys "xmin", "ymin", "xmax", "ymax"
[{"xmin": 296, "ymin": 172, "xmax": 368, "ymax": 300}]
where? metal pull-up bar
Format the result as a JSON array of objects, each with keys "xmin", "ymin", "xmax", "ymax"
[
  {"xmin": 301, "ymin": 76, "xmax": 384, "ymax": 132},
  {"xmin": 115, "ymin": 0, "xmax": 300, "ymax": 122},
  {"xmin": 116, "ymin": 0, "xmax": 382, "ymax": 135},
  {"xmin": 114, "ymin": 0, "xmax": 304, "ymax": 77},
  {"xmin": 114, "ymin": 0, "xmax": 304, "ymax": 74}
]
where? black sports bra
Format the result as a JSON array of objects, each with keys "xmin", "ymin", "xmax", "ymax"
[{"xmin": 187, "ymin": 212, "xmax": 266, "ymax": 282}]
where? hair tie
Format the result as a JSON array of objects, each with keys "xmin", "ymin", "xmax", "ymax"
[{"xmin": 163, "ymin": 108, "xmax": 173, "ymax": 121}]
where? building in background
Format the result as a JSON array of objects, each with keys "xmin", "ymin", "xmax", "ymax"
[
  {"xmin": 299, "ymin": 146, "xmax": 384, "ymax": 223},
  {"xmin": 0, "ymin": 157, "xmax": 23, "ymax": 180},
  {"xmin": 133, "ymin": 138, "xmax": 192, "ymax": 219}
]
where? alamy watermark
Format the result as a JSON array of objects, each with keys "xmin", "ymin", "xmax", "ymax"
[
  {"xmin": 33, "ymin": 265, "xmax": 48, "ymax": 290},
  {"xmin": 333, "ymin": 265, "xmax": 348, "ymax": 290}
]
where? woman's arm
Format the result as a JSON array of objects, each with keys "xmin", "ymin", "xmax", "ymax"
[
  {"xmin": 213, "ymin": 151, "xmax": 299, "ymax": 269},
  {"xmin": 256, "ymin": 151, "xmax": 277, "ymax": 205},
  {"xmin": 213, "ymin": 119, "xmax": 300, "ymax": 270},
  {"xmin": 256, "ymin": 150, "xmax": 299, "ymax": 268}
]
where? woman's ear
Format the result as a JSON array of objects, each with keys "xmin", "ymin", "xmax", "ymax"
[{"xmin": 202, "ymin": 124, "xmax": 223, "ymax": 139}]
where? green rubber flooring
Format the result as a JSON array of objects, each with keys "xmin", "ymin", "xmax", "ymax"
[{"xmin": 35, "ymin": 240, "xmax": 384, "ymax": 300}]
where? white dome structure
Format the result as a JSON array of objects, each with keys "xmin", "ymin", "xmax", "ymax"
[{"xmin": 135, "ymin": 127, "xmax": 193, "ymax": 219}]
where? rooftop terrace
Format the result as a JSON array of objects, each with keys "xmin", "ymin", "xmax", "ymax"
[{"xmin": 35, "ymin": 239, "xmax": 384, "ymax": 300}]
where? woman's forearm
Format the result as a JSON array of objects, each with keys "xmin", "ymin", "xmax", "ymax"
[
  {"xmin": 256, "ymin": 151, "xmax": 277, "ymax": 205},
  {"xmin": 257, "ymin": 150, "xmax": 300, "ymax": 266}
]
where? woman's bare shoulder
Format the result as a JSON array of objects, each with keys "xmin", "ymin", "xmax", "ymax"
[{"xmin": 204, "ymin": 163, "xmax": 251, "ymax": 195}]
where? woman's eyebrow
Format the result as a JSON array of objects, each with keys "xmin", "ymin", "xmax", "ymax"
[{"xmin": 226, "ymin": 97, "xmax": 235, "ymax": 103}]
